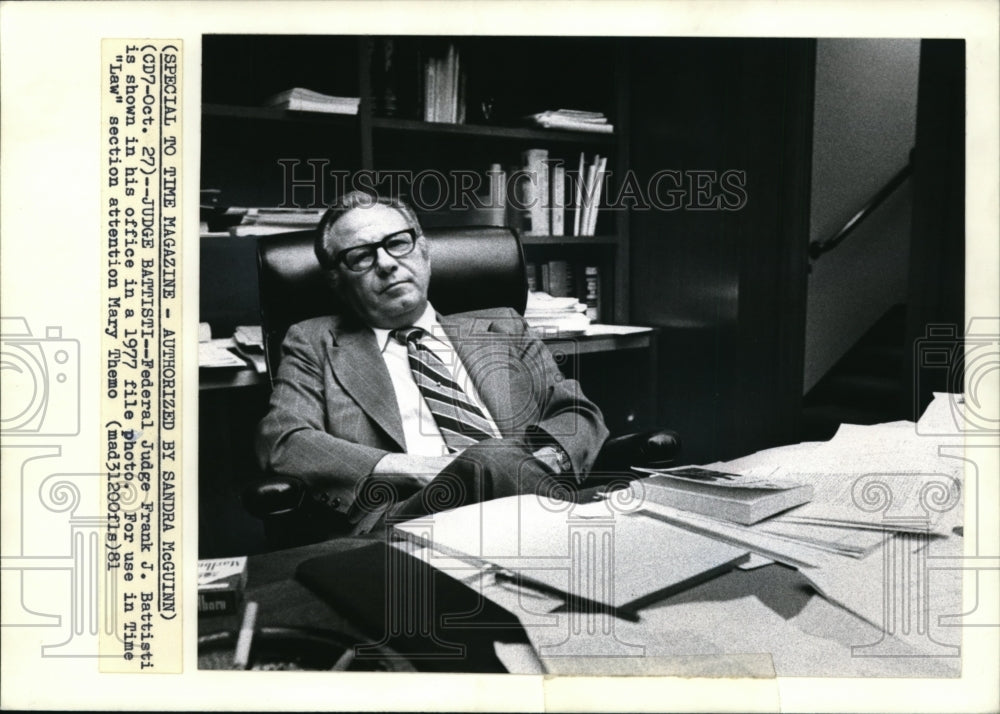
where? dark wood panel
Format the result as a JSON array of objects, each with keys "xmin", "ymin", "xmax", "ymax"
[{"xmin": 628, "ymin": 38, "xmax": 815, "ymax": 463}]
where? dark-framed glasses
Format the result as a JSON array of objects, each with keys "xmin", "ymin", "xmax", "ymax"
[{"xmin": 333, "ymin": 229, "xmax": 419, "ymax": 272}]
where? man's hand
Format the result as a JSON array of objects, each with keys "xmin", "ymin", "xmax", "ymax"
[{"xmin": 371, "ymin": 452, "xmax": 455, "ymax": 491}]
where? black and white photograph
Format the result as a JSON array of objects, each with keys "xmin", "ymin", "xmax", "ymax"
[
  {"xmin": 1, "ymin": 1, "xmax": 998, "ymax": 711},
  {"xmin": 198, "ymin": 32, "xmax": 974, "ymax": 677}
]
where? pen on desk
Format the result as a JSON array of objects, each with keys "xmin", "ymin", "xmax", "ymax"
[
  {"xmin": 233, "ymin": 600, "xmax": 258, "ymax": 670},
  {"xmin": 493, "ymin": 569, "xmax": 641, "ymax": 623}
]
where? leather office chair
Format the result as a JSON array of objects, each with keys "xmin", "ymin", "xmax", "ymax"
[{"xmin": 244, "ymin": 226, "xmax": 680, "ymax": 546}]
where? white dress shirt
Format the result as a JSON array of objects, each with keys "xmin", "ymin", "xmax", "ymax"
[{"xmin": 371, "ymin": 303, "xmax": 501, "ymax": 457}]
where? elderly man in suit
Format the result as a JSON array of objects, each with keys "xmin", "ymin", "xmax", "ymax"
[{"xmin": 256, "ymin": 191, "xmax": 609, "ymax": 533}]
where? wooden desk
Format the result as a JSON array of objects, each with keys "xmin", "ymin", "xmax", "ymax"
[{"xmin": 199, "ymin": 523, "xmax": 962, "ymax": 677}]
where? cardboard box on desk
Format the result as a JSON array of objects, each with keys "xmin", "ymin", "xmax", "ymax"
[{"xmin": 198, "ymin": 556, "xmax": 248, "ymax": 617}]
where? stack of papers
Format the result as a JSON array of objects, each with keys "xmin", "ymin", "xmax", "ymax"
[
  {"xmin": 265, "ymin": 87, "xmax": 360, "ymax": 115},
  {"xmin": 523, "ymin": 291, "xmax": 591, "ymax": 335},
  {"xmin": 528, "ymin": 109, "xmax": 614, "ymax": 134}
]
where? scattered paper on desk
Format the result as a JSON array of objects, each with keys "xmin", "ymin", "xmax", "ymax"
[
  {"xmin": 755, "ymin": 519, "xmax": 888, "ymax": 558},
  {"xmin": 394, "ymin": 494, "xmax": 750, "ymax": 611},
  {"xmin": 198, "ymin": 338, "xmax": 247, "ymax": 368},
  {"xmin": 704, "ymin": 411, "xmax": 964, "ymax": 536},
  {"xmin": 916, "ymin": 391, "xmax": 967, "ymax": 435},
  {"xmin": 198, "ymin": 321, "xmax": 212, "ymax": 343},
  {"xmin": 800, "ymin": 530, "xmax": 962, "ymax": 635},
  {"xmin": 634, "ymin": 500, "xmax": 828, "ymax": 570}
]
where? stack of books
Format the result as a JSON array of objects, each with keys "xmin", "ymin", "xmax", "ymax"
[
  {"xmin": 423, "ymin": 43, "xmax": 465, "ymax": 123},
  {"xmin": 265, "ymin": 87, "xmax": 360, "ymax": 115},
  {"xmin": 525, "ymin": 260, "xmax": 602, "ymax": 321},
  {"xmin": 230, "ymin": 207, "xmax": 326, "ymax": 236},
  {"xmin": 572, "ymin": 152, "xmax": 607, "ymax": 236},
  {"xmin": 500, "ymin": 150, "xmax": 607, "ymax": 237},
  {"xmin": 528, "ymin": 109, "xmax": 613, "ymax": 134}
]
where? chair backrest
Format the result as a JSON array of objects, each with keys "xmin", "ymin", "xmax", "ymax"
[{"xmin": 257, "ymin": 226, "xmax": 528, "ymax": 379}]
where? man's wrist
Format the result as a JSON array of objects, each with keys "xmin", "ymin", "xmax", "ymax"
[{"xmin": 532, "ymin": 444, "xmax": 572, "ymax": 475}]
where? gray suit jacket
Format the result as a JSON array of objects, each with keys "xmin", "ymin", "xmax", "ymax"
[{"xmin": 255, "ymin": 307, "xmax": 609, "ymax": 520}]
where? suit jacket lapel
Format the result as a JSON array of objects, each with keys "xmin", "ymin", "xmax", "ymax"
[
  {"xmin": 326, "ymin": 325, "xmax": 406, "ymax": 451},
  {"xmin": 438, "ymin": 313, "xmax": 515, "ymax": 436}
]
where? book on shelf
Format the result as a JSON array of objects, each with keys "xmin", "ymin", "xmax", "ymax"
[
  {"xmin": 631, "ymin": 466, "xmax": 815, "ymax": 526},
  {"xmin": 583, "ymin": 265, "xmax": 602, "ymax": 321},
  {"xmin": 572, "ymin": 152, "xmax": 586, "ymax": 236},
  {"xmin": 521, "ymin": 148, "xmax": 550, "ymax": 235},
  {"xmin": 488, "ymin": 163, "xmax": 506, "ymax": 208},
  {"xmin": 525, "ymin": 262, "xmax": 539, "ymax": 292},
  {"xmin": 586, "ymin": 156, "xmax": 608, "ymax": 236},
  {"xmin": 551, "ymin": 164, "xmax": 566, "ymax": 236},
  {"xmin": 545, "ymin": 259, "xmax": 574, "ymax": 298},
  {"xmin": 265, "ymin": 87, "xmax": 360, "ymax": 115},
  {"xmin": 565, "ymin": 153, "xmax": 609, "ymax": 237},
  {"xmin": 198, "ymin": 556, "xmax": 248, "ymax": 616},
  {"xmin": 423, "ymin": 42, "xmax": 464, "ymax": 124}
]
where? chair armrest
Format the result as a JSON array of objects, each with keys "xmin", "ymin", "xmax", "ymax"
[
  {"xmin": 592, "ymin": 428, "xmax": 681, "ymax": 473},
  {"xmin": 242, "ymin": 475, "xmax": 352, "ymax": 548},
  {"xmin": 242, "ymin": 476, "xmax": 306, "ymax": 518}
]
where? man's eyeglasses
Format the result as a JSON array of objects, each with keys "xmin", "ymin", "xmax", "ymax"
[{"xmin": 333, "ymin": 229, "xmax": 419, "ymax": 272}]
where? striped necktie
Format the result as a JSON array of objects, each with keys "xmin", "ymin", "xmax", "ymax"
[{"xmin": 391, "ymin": 326, "xmax": 499, "ymax": 453}]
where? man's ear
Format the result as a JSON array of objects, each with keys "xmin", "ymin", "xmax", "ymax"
[{"xmin": 323, "ymin": 269, "xmax": 340, "ymax": 293}]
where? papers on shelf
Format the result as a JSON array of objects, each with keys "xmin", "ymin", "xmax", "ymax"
[
  {"xmin": 265, "ymin": 87, "xmax": 360, "ymax": 115},
  {"xmin": 583, "ymin": 323, "xmax": 651, "ymax": 337},
  {"xmin": 524, "ymin": 290, "xmax": 591, "ymax": 335},
  {"xmin": 198, "ymin": 338, "xmax": 247, "ymax": 368},
  {"xmin": 528, "ymin": 109, "xmax": 614, "ymax": 133},
  {"xmin": 198, "ymin": 323, "xmax": 265, "ymax": 371}
]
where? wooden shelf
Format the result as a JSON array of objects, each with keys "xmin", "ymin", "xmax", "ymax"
[
  {"xmin": 203, "ymin": 103, "xmax": 359, "ymax": 126},
  {"xmin": 539, "ymin": 326, "xmax": 652, "ymax": 355},
  {"xmin": 371, "ymin": 116, "xmax": 615, "ymax": 145},
  {"xmin": 520, "ymin": 234, "xmax": 622, "ymax": 247}
]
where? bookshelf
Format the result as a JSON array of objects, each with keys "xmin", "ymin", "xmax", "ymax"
[{"xmin": 202, "ymin": 35, "xmax": 632, "ymax": 324}]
